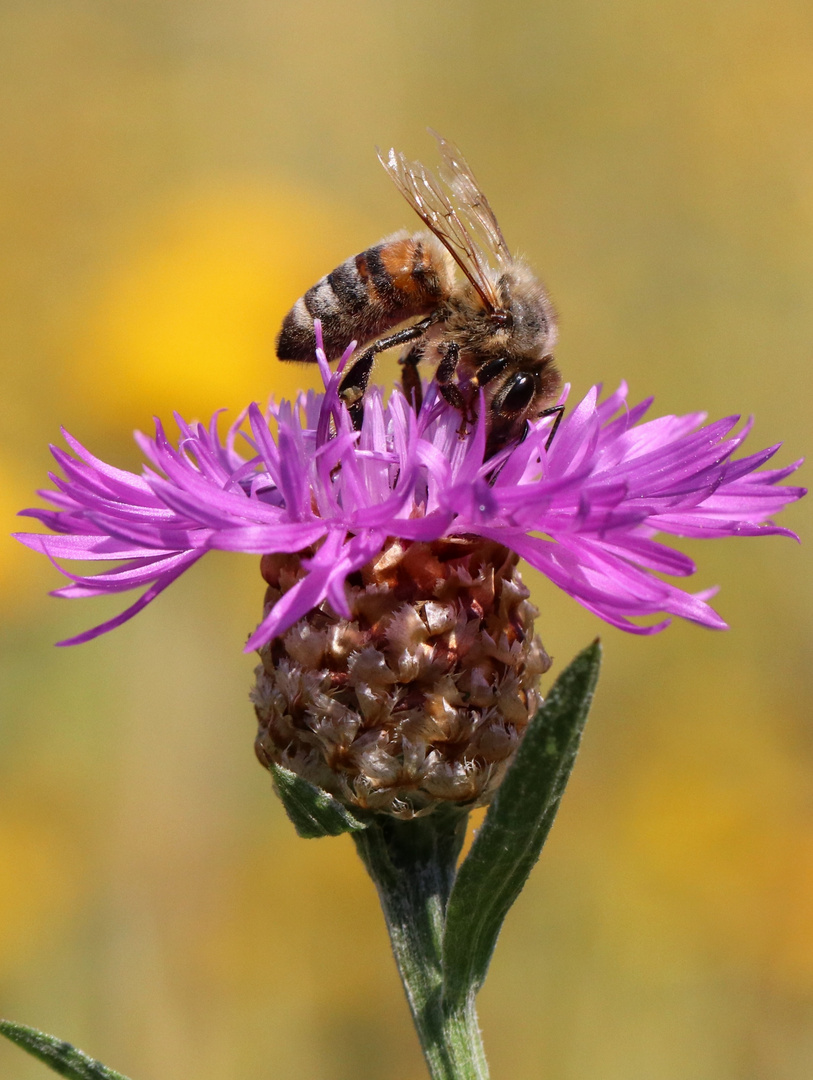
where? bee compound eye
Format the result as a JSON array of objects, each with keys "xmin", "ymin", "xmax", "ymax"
[{"xmin": 501, "ymin": 373, "xmax": 537, "ymax": 413}]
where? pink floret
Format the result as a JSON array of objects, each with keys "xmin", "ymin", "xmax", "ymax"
[{"xmin": 16, "ymin": 344, "xmax": 805, "ymax": 649}]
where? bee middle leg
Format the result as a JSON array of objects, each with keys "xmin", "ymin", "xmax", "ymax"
[
  {"xmin": 435, "ymin": 343, "xmax": 470, "ymax": 432},
  {"xmin": 339, "ymin": 319, "xmax": 430, "ymax": 430},
  {"xmin": 399, "ymin": 345, "xmax": 424, "ymax": 414}
]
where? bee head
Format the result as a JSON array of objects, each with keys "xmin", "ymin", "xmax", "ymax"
[
  {"xmin": 497, "ymin": 371, "xmax": 537, "ymax": 414},
  {"xmin": 482, "ymin": 352, "xmax": 562, "ymax": 458}
]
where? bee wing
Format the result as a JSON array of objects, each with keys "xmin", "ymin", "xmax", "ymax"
[
  {"xmin": 379, "ymin": 143, "xmax": 509, "ymax": 313},
  {"xmin": 429, "ymin": 130, "xmax": 512, "ymax": 269}
]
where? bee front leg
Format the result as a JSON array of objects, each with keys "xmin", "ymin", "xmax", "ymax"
[
  {"xmin": 539, "ymin": 404, "xmax": 565, "ymax": 450},
  {"xmin": 338, "ymin": 319, "xmax": 431, "ymax": 430}
]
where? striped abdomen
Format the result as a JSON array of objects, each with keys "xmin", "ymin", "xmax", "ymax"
[{"xmin": 276, "ymin": 231, "xmax": 453, "ymax": 362}]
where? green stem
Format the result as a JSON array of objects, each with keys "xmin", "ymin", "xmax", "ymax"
[{"xmin": 353, "ymin": 810, "xmax": 490, "ymax": 1080}]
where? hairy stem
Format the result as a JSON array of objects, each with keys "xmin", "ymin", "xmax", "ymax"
[{"xmin": 353, "ymin": 811, "xmax": 489, "ymax": 1080}]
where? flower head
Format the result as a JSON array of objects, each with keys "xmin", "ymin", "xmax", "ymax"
[
  {"xmin": 16, "ymin": 341, "xmax": 804, "ymax": 815},
  {"xmin": 17, "ymin": 343, "xmax": 804, "ymax": 649}
]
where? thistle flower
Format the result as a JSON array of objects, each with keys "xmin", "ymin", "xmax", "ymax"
[{"xmin": 16, "ymin": 341, "xmax": 804, "ymax": 815}]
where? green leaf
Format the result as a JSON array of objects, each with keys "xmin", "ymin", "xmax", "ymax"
[
  {"xmin": 441, "ymin": 639, "xmax": 601, "ymax": 1009},
  {"xmin": 270, "ymin": 762, "xmax": 369, "ymax": 838},
  {"xmin": 0, "ymin": 1020, "xmax": 131, "ymax": 1080}
]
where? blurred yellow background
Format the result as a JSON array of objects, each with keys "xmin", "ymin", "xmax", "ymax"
[{"xmin": 1, "ymin": 2, "xmax": 811, "ymax": 1078}]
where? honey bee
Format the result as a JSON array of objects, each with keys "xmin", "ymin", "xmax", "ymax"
[{"xmin": 276, "ymin": 132, "xmax": 563, "ymax": 457}]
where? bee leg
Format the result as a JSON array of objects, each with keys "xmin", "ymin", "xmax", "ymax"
[
  {"xmin": 338, "ymin": 319, "xmax": 431, "ymax": 429},
  {"xmin": 437, "ymin": 380, "xmax": 466, "ymax": 413},
  {"xmin": 435, "ymin": 342, "xmax": 470, "ymax": 431},
  {"xmin": 487, "ymin": 420, "xmax": 530, "ymax": 485},
  {"xmin": 539, "ymin": 404, "xmax": 565, "ymax": 450},
  {"xmin": 436, "ymin": 341, "xmax": 460, "ymax": 389},
  {"xmin": 437, "ymin": 377, "xmax": 468, "ymax": 435},
  {"xmin": 399, "ymin": 345, "xmax": 424, "ymax": 413}
]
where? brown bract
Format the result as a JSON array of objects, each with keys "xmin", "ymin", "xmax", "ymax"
[{"xmin": 252, "ymin": 537, "xmax": 550, "ymax": 818}]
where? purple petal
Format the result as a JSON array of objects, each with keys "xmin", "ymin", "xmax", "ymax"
[
  {"xmin": 18, "ymin": 373, "xmax": 804, "ymax": 648},
  {"xmin": 56, "ymin": 552, "xmax": 205, "ymax": 646}
]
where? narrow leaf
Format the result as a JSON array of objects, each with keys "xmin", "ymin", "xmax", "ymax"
[
  {"xmin": 270, "ymin": 762, "xmax": 369, "ymax": 838},
  {"xmin": 442, "ymin": 639, "xmax": 601, "ymax": 1008},
  {"xmin": 0, "ymin": 1020, "xmax": 131, "ymax": 1080}
]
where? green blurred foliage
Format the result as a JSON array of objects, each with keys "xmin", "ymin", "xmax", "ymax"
[{"xmin": 0, "ymin": 1, "xmax": 811, "ymax": 1078}]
